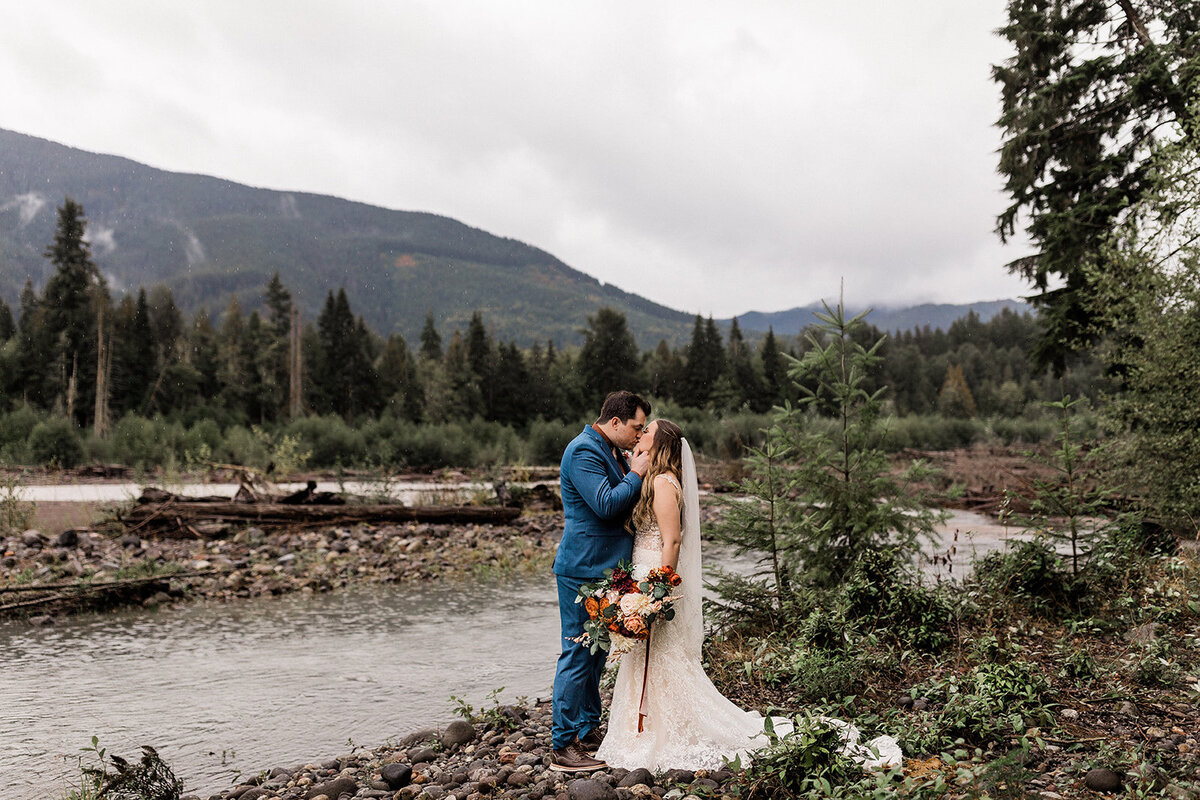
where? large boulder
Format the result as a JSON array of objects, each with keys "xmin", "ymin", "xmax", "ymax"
[
  {"xmin": 441, "ymin": 720, "xmax": 477, "ymax": 749},
  {"xmin": 568, "ymin": 779, "xmax": 618, "ymax": 800},
  {"xmin": 306, "ymin": 775, "xmax": 357, "ymax": 799},
  {"xmin": 618, "ymin": 769, "xmax": 654, "ymax": 787},
  {"xmin": 381, "ymin": 763, "xmax": 413, "ymax": 790},
  {"xmin": 1084, "ymin": 768, "xmax": 1123, "ymax": 793}
]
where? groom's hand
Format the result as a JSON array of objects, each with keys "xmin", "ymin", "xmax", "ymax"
[{"xmin": 629, "ymin": 449, "xmax": 651, "ymax": 477}]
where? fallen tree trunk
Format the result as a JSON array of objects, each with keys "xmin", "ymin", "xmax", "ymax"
[{"xmin": 120, "ymin": 502, "xmax": 522, "ymax": 534}]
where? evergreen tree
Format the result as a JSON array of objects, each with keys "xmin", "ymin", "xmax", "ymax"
[
  {"xmin": 442, "ymin": 330, "xmax": 481, "ymax": 419},
  {"xmin": 643, "ymin": 339, "xmax": 682, "ymax": 400},
  {"xmin": 466, "ymin": 312, "xmax": 496, "ymax": 417},
  {"xmin": 759, "ymin": 326, "xmax": 785, "ymax": 409},
  {"xmin": 14, "ymin": 280, "xmax": 52, "ymax": 406},
  {"xmin": 216, "ymin": 297, "xmax": 252, "ymax": 417},
  {"xmin": 147, "ymin": 285, "xmax": 184, "ymax": 365},
  {"xmin": 0, "ymin": 298, "xmax": 14, "ymax": 341},
  {"xmin": 419, "ymin": 313, "xmax": 443, "ymax": 361},
  {"xmin": 719, "ymin": 317, "xmax": 762, "ymax": 410},
  {"xmin": 526, "ymin": 341, "xmax": 565, "ymax": 420},
  {"xmin": 490, "ymin": 341, "xmax": 530, "ymax": 426},
  {"xmin": 378, "ymin": 334, "xmax": 424, "ymax": 421},
  {"xmin": 188, "ymin": 309, "xmax": 221, "ymax": 403},
  {"xmin": 41, "ymin": 197, "xmax": 108, "ymax": 422},
  {"xmin": 578, "ymin": 307, "xmax": 640, "ymax": 404},
  {"xmin": 778, "ymin": 301, "xmax": 942, "ymax": 586},
  {"xmin": 115, "ymin": 290, "xmax": 157, "ymax": 414},
  {"xmin": 937, "ymin": 364, "xmax": 978, "ymax": 418},
  {"xmin": 994, "ymin": 0, "xmax": 1200, "ymax": 367},
  {"xmin": 315, "ymin": 289, "xmax": 379, "ymax": 418},
  {"xmin": 683, "ymin": 315, "xmax": 724, "ymax": 406},
  {"xmin": 264, "ymin": 271, "xmax": 292, "ymax": 337}
]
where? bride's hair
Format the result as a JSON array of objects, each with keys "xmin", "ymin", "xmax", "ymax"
[{"xmin": 632, "ymin": 419, "xmax": 684, "ymax": 531}]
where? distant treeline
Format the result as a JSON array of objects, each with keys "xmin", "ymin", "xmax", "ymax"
[{"xmin": 0, "ymin": 199, "xmax": 1101, "ymax": 468}]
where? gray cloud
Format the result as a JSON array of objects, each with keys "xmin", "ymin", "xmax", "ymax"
[{"xmin": 0, "ymin": 0, "xmax": 1033, "ymax": 316}]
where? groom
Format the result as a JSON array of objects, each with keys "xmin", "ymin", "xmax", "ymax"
[{"xmin": 550, "ymin": 390, "xmax": 651, "ymax": 772}]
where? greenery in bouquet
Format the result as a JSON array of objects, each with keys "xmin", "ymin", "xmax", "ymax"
[{"xmin": 574, "ymin": 560, "xmax": 682, "ymax": 655}]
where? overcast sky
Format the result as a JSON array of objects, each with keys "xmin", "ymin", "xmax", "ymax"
[{"xmin": 0, "ymin": 1, "xmax": 1033, "ymax": 318}]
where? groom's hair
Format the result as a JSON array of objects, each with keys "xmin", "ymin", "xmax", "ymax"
[{"xmin": 597, "ymin": 390, "xmax": 651, "ymax": 423}]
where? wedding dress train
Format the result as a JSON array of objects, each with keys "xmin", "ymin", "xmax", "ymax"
[{"xmin": 595, "ymin": 440, "xmax": 902, "ymax": 773}]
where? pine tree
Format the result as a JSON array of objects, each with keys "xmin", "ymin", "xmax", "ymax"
[
  {"xmin": 578, "ymin": 306, "xmax": 640, "ymax": 404},
  {"xmin": 490, "ymin": 341, "xmax": 530, "ymax": 426},
  {"xmin": 264, "ymin": 271, "xmax": 292, "ymax": 338},
  {"xmin": 14, "ymin": 279, "xmax": 52, "ymax": 406},
  {"xmin": 682, "ymin": 315, "xmax": 724, "ymax": 406},
  {"xmin": 315, "ymin": 289, "xmax": 378, "ymax": 418},
  {"xmin": 442, "ymin": 330, "xmax": 480, "ymax": 419},
  {"xmin": 139, "ymin": 288, "xmax": 179, "ymax": 364},
  {"xmin": 0, "ymin": 298, "xmax": 14, "ymax": 341},
  {"xmin": 41, "ymin": 197, "xmax": 108, "ymax": 422},
  {"xmin": 378, "ymin": 334, "xmax": 424, "ymax": 421},
  {"xmin": 759, "ymin": 326, "xmax": 785, "ymax": 409},
  {"xmin": 779, "ymin": 300, "xmax": 941, "ymax": 586},
  {"xmin": 643, "ymin": 339, "xmax": 682, "ymax": 400},
  {"xmin": 994, "ymin": 0, "xmax": 1200, "ymax": 367},
  {"xmin": 188, "ymin": 309, "xmax": 221, "ymax": 402},
  {"xmin": 937, "ymin": 364, "xmax": 978, "ymax": 418},
  {"xmin": 419, "ymin": 313, "xmax": 443, "ymax": 361},
  {"xmin": 217, "ymin": 296, "xmax": 252, "ymax": 416},
  {"xmin": 466, "ymin": 312, "xmax": 495, "ymax": 418},
  {"xmin": 719, "ymin": 317, "xmax": 762, "ymax": 410},
  {"xmin": 115, "ymin": 290, "xmax": 156, "ymax": 414}
]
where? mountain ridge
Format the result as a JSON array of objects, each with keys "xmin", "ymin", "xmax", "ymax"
[{"xmin": 0, "ymin": 127, "xmax": 1031, "ymax": 347}]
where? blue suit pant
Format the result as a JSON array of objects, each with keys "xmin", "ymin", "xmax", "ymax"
[{"xmin": 551, "ymin": 573, "xmax": 605, "ymax": 750}]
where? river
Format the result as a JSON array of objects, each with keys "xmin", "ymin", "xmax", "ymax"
[{"xmin": 1, "ymin": 503, "xmax": 1018, "ymax": 799}]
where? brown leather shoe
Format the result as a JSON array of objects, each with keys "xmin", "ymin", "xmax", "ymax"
[
  {"xmin": 578, "ymin": 728, "xmax": 604, "ymax": 754},
  {"xmin": 548, "ymin": 741, "xmax": 607, "ymax": 772}
]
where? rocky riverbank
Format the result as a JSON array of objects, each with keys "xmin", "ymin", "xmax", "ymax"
[
  {"xmin": 1, "ymin": 511, "xmax": 562, "ymax": 620},
  {"xmin": 179, "ymin": 701, "xmax": 737, "ymax": 800}
]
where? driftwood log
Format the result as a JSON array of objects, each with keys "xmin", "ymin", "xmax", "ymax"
[
  {"xmin": 121, "ymin": 501, "xmax": 522, "ymax": 537},
  {"xmin": 0, "ymin": 570, "xmax": 216, "ymax": 615}
]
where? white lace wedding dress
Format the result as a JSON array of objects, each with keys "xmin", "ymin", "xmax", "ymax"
[{"xmin": 595, "ymin": 440, "xmax": 902, "ymax": 773}]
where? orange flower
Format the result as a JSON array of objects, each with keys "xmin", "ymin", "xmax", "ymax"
[{"xmin": 584, "ymin": 597, "xmax": 600, "ymax": 617}]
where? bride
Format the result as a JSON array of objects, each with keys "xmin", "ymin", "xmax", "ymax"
[{"xmin": 594, "ymin": 419, "xmax": 902, "ymax": 772}]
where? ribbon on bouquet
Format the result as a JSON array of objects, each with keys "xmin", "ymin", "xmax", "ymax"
[{"xmin": 637, "ymin": 622, "xmax": 652, "ymax": 733}]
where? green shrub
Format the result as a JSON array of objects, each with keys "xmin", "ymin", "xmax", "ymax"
[
  {"xmin": 0, "ymin": 404, "xmax": 41, "ymax": 459},
  {"xmin": 973, "ymin": 538, "xmax": 1085, "ymax": 617},
  {"xmin": 110, "ymin": 414, "xmax": 167, "ymax": 468},
  {"xmin": 397, "ymin": 422, "xmax": 478, "ymax": 469},
  {"xmin": 736, "ymin": 714, "xmax": 864, "ymax": 799},
  {"xmin": 283, "ymin": 415, "xmax": 365, "ymax": 468},
  {"xmin": 28, "ymin": 417, "xmax": 82, "ymax": 468},
  {"xmin": 526, "ymin": 418, "xmax": 577, "ymax": 465},
  {"xmin": 216, "ymin": 425, "xmax": 270, "ymax": 468},
  {"xmin": 786, "ymin": 646, "xmax": 860, "ymax": 703},
  {"xmin": 182, "ymin": 418, "xmax": 223, "ymax": 462},
  {"xmin": 921, "ymin": 659, "xmax": 1053, "ymax": 744},
  {"xmin": 840, "ymin": 549, "xmax": 956, "ymax": 651}
]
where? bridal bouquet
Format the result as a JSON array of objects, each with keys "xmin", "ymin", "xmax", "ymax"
[{"xmin": 574, "ymin": 561, "xmax": 682, "ymax": 655}]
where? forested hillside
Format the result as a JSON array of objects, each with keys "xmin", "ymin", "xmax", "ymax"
[
  {"xmin": 0, "ymin": 197, "xmax": 1099, "ymax": 471},
  {"xmin": 0, "ymin": 128, "xmax": 693, "ymax": 347}
]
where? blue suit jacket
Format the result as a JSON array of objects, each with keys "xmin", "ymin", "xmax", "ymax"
[{"xmin": 553, "ymin": 425, "xmax": 642, "ymax": 579}]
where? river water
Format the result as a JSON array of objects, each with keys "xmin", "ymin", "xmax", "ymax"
[{"xmin": 1, "ymin": 506, "xmax": 1017, "ymax": 799}]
